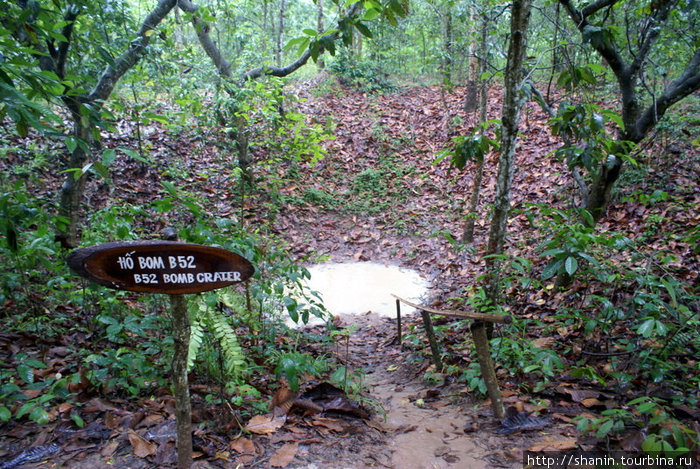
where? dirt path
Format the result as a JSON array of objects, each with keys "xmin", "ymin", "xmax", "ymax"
[{"xmin": 284, "ymin": 313, "xmax": 573, "ymax": 469}]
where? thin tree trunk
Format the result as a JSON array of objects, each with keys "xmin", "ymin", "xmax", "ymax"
[
  {"xmin": 462, "ymin": 13, "xmax": 490, "ymax": 243},
  {"xmin": 480, "ymin": 0, "xmax": 533, "ymax": 421},
  {"xmin": 317, "ymin": 0, "xmax": 325, "ymax": 70},
  {"xmin": 442, "ymin": 5, "xmax": 453, "ymax": 83},
  {"xmin": 464, "ymin": 3, "xmax": 478, "ymax": 113},
  {"xmin": 485, "ymin": 0, "xmax": 533, "ymax": 298},
  {"xmin": 56, "ymin": 119, "xmax": 91, "ymax": 247},
  {"xmin": 546, "ymin": 2, "xmax": 560, "ymax": 102},
  {"xmin": 276, "ymin": 0, "xmax": 286, "ymax": 67}
]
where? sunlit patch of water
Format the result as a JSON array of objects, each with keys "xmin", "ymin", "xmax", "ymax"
[{"xmin": 287, "ymin": 262, "xmax": 430, "ymax": 327}]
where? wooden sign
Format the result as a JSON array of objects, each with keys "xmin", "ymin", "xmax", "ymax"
[{"xmin": 67, "ymin": 240, "xmax": 254, "ymax": 294}]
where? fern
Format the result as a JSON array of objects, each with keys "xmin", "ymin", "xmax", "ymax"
[
  {"xmin": 186, "ymin": 291, "xmax": 246, "ymax": 379},
  {"xmin": 207, "ymin": 309, "xmax": 245, "ymax": 376},
  {"xmin": 187, "ymin": 319, "xmax": 204, "ymax": 373},
  {"xmin": 667, "ymin": 329, "xmax": 699, "ymax": 352}
]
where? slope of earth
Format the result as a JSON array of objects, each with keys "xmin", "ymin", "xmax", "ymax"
[{"xmin": 270, "ymin": 82, "xmax": 568, "ymax": 301}]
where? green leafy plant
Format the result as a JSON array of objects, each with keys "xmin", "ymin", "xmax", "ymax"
[
  {"xmin": 575, "ymin": 397, "xmax": 697, "ymax": 454},
  {"xmin": 273, "ymin": 351, "xmax": 330, "ymax": 391},
  {"xmin": 187, "ymin": 291, "xmax": 246, "ymax": 383},
  {"xmin": 328, "ymin": 52, "xmax": 397, "ymax": 93},
  {"xmin": 434, "ymin": 126, "xmax": 499, "ymax": 170}
]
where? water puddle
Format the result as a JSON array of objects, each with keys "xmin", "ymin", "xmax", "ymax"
[{"xmin": 290, "ymin": 262, "xmax": 430, "ymax": 326}]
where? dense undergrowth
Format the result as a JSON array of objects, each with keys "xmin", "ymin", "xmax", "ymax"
[{"xmin": 0, "ymin": 74, "xmax": 698, "ymax": 458}]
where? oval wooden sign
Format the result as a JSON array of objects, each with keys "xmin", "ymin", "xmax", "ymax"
[{"xmin": 67, "ymin": 241, "xmax": 255, "ymax": 294}]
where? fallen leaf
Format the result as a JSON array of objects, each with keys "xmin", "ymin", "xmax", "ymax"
[
  {"xmin": 244, "ymin": 413, "xmax": 286, "ymax": 434},
  {"xmin": 312, "ymin": 417, "xmax": 345, "ymax": 432},
  {"xmin": 561, "ymin": 388, "xmax": 600, "ymax": 403},
  {"xmin": 270, "ymin": 442, "xmax": 298, "ymax": 468},
  {"xmin": 532, "ymin": 337, "xmax": 555, "ymax": 349},
  {"xmin": 581, "ymin": 397, "xmax": 605, "ymax": 408},
  {"xmin": 57, "ymin": 402, "xmax": 74, "ymax": 414},
  {"xmin": 128, "ymin": 429, "xmax": 157, "ymax": 458},
  {"xmin": 101, "ymin": 440, "xmax": 119, "ymax": 458},
  {"xmin": 529, "ymin": 437, "xmax": 578, "ymax": 452},
  {"xmin": 230, "ymin": 437, "xmax": 256, "ymax": 455}
]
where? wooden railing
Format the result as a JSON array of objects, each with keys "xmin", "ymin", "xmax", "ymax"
[{"xmin": 392, "ymin": 294, "xmax": 509, "ymax": 419}]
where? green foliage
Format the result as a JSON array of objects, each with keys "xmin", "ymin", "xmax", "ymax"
[
  {"xmin": 459, "ymin": 362, "xmax": 487, "ymax": 397},
  {"xmin": 187, "ymin": 291, "xmax": 246, "ymax": 381},
  {"xmin": 0, "ymin": 352, "xmax": 80, "ymax": 425},
  {"xmin": 274, "ymin": 351, "xmax": 330, "ymax": 391},
  {"xmin": 536, "ymin": 207, "xmax": 603, "ymax": 281},
  {"xmin": 0, "ymin": 181, "xmax": 62, "ymax": 307},
  {"xmin": 575, "ymin": 397, "xmax": 697, "ymax": 454},
  {"xmin": 491, "ymin": 333, "xmax": 563, "ymax": 392},
  {"xmin": 435, "ymin": 124, "xmax": 500, "ymax": 170},
  {"xmin": 550, "ymin": 102, "xmax": 634, "ymax": 172},
  {"xmin": 328, "ymin": 53, "xmax": 397, "ymax": 93}
]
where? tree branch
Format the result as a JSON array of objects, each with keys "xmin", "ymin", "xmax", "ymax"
[
  {"xmin": 580, "ymin": 0, "xmax": 619, "ymax": 18},
  {"xmin": 559, "ymin": 0, "xmax": 628, "ymax": 78},
  {"xmin": 634, "ymin": 49, "xmax": 700, "ymax": 141},
  {"xmin": 88, "ymin": 0, "xmax": 177, "ymax": 103},
  {"xmin": 56, "ymin": 5, "xmax": 80, "ymax": 79},
  {"xmin": 628, "ymin": 0, "xmax": 676, "ymax": 79},
  {"xmin": 181, "ymin": 0, "xmax": 361, "ymax": 84}
]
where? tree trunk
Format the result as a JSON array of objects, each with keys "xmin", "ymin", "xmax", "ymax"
[
  {"xmin": 585, "ymin": 154, "xmax": 623, "ymax": 222},
  {"xmin": 56, "ymin": 119, "xmax": 91, "ymax": 247},
  {"xmin": 558, "ymin": 0, "xmax": 700, "ymax": 224},
  {"xmin": 276, "ymin": 0, "xmax": 286, "ymax": 68},
  {"xmin": 317, "ymin": 0, "xmax": 325, "ymax": 70},
  {"xmin": 485, "ymin": 0, "xmax": 533, "ymax": 299},
  {"xmin": 170, "ymin": 294, "xmax": 193, "ymax": 469},
  {"xmin": 52, "ymin": 0, "xmax": 177, "ymax": 246},
  {"xmin": 462, "ymin": 13, "xmax": 491, "ymax": 243},
  {"xmin": 464, "ymin": 3, "xmax": 479, "ymax": 114},
  {"xmin": 442, "ymin": 5, "xmax": 453, "ymax": 83}
]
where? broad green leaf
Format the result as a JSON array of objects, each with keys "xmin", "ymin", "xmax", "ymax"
[
  {"xmin": 660, "ymin": 277, "xmax": 677, "ymax": 307},
  {"xmin": 637, "ymin": 319, "xmax": 655, "ymax": 338},
  {"xmin": 29, "ymin": 406, "xmax": 50, "ymax": 424},
  {"xmin": 355, "ymin": 21, "xmax": 373, "ymax": 38},
  {"xmin": 641, "ymin": 434, "xmax": 662, "ymax": 453},
  {"xmin": 17, "ymin": 364, "xmax": 33, "ymax": 384},
  {"xmin": 595, "ymin": 418, "xmax": 614, "ymax": 438},
  {"xmin": 564, "ymin": 256, "xmax": 578, "ymax": 275},
  {"xmin": 303, "ymin": 28, "xmax": 317, "ymax": 36},
  {"xmin": 0, "ymin": 406, "xmax": 11, "ymax": 422},
  {"xmin": 23, "ymin": 359, "xmax": 46, "ymax": 369},
  {"xmin": 118, "ymin": 147, "xmax": 150, "ymax": 164},
  {"xmin": 363, "ymin": 8, "xmax": 380, "ymax": 20},
  {"xmin": 541, "ymin": 248, "xmax": 565, "ymax": 257},
  {"xmin": 71, "ymin": 412, "xmax": 85, "ymax": 428},
  {"xmin": 65, "ymin": 136, "xmax": 77, "ymax": 153},
  {"xmin": 541, "ymin": 259, "xmax": 563, "ymax": 280},
  {"xmin": 102, "ymin": 148, "xmax": 116, "ymax": 167},
  {"xmin": 142, "ymin": 112, "xmax": 169, "ymax": 124}
]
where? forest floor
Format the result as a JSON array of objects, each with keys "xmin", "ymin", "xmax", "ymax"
[{"xmin": 0, "ymin": 75, "xmax": 698, "ymax": 468}]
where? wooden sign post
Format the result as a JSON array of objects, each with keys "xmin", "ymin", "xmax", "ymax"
[{"xmin": 68, "ymin": 240, "xmax": 254, "ymax": 469}]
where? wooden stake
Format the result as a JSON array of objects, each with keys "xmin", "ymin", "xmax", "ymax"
[
  {"xmin": 420, "ymin": 310, "xmax": 443, "ymax": 370},
  {"xmin": 471, "ymin": 321, "xmax": 504, "ymax": 419},
  {"xmin": 395, "ymin": 298, "xmax": 402, "ymax": 345}
]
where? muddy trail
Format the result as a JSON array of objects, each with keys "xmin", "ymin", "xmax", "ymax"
[{"xmin": 288, "ymin": 313, "xmax": 575, "ymax": 469}]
